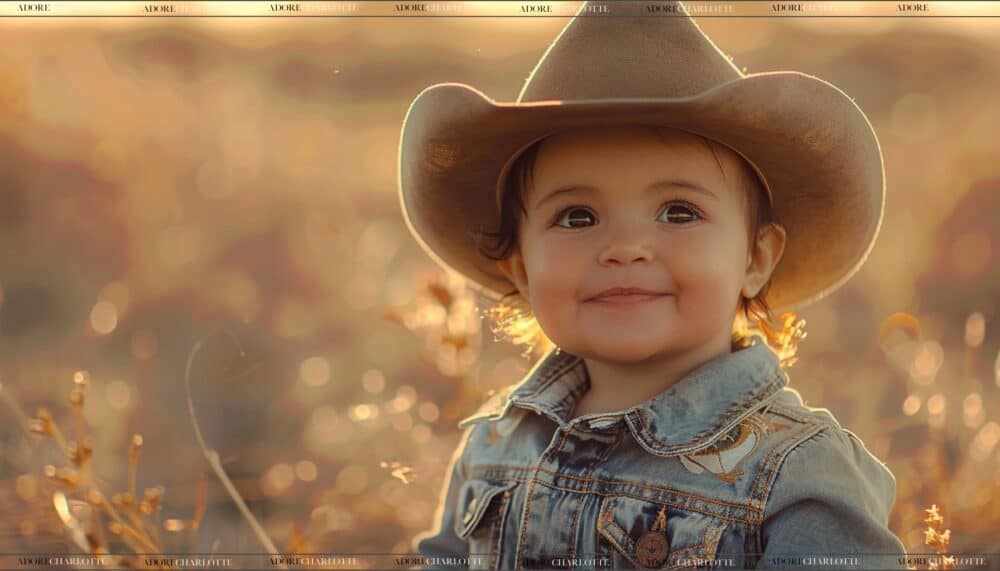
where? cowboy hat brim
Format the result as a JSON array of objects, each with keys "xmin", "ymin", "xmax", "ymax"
[{"xmin": 398, "ymin": 70, "xmax": 884, "ymax": 311}]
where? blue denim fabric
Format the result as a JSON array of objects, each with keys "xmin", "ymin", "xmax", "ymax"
[{"xmin": 412, "ymin": 337, "xmax": 906, "ymax": 570}]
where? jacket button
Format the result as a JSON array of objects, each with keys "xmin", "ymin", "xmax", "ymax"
[{"xmin": 635, "ymin": 531, "xmax": 669, "ymax": 567}]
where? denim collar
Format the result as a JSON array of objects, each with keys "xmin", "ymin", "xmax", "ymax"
[{"xmin": 458, "ymin": 336, "xmax": 788, "ymax": 456}]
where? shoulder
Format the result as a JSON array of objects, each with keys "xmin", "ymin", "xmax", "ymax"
[
  {"xmin": 452, "ymin": 386, "xmax": 530, "ymax": 468},
  {"xmin": 763, "ymin": 385, "xmax": 845, "ymax": 430},
  {"xmin": 754, "ymin": 395, "xmax": 906, "ymax": 558},
  {"xmin": 456, "ymin": 385, "xmax": 517, "ymax": 428},
  {"xmin": 753, "ymin": 399, "xmax": 906, "ymax": 560},
  {"xmin": 761, "ymin": 396, "xmax": 897, "ymax": 520}
]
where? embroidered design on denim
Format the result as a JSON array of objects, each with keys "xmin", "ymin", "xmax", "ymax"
[
  {"xmin": 769, "ymin": 420, "xmax": 792, "ymax": 432},
  {"xmin": 757, "ymin": 403, "xmax": 792, "ymax": 434},
  {"xmin": 678, "ymin": 416, "xmax": 764, "ymax": 482}
]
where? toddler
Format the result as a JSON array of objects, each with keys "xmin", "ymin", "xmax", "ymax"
[{"xmin": 399, "ymin": 2, "xmax": 906, "ymax": 569}]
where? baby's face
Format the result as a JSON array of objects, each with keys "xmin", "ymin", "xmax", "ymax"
[{"xmin": 498, "ymin": 126, "xmax": 783, "ymax": 363}]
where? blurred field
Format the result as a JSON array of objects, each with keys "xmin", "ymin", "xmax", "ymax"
[{"xmin": 0, "ymin": 12, "xmax": 998, "ymax": 564}]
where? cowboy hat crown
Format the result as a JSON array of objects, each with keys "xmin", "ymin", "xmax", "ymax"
[{"xmin": 518, "ymin": 1, "xmax": 742, "ymax": 102}]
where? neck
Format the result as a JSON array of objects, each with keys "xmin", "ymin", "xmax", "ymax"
[{"xmin": 575, "ymin": 331, "xmax": 734, "ymax": 416}]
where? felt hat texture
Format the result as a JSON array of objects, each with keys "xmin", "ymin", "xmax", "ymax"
[{"xmin": 397, "ymin": 0, "xmax": 884, "ymax": 311}]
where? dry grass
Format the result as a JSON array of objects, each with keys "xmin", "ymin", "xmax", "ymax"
[
  {"xmin": 3, "ymin": 373, "xmax": 201, "ymax": 568},
  {"xmin": 923, "ymin": 504, "xmax": 955, "ymax": 570},
  {"xmin": 0, "ymin": 273, "xmax": 484, "ymax": 567},
  {"xmin": 0, "ymin": 338, "xmax": 300, "ymax": 569},
  {"xmin": 182, "ymin": 332, "xmax": 285, "ymax": 568}
]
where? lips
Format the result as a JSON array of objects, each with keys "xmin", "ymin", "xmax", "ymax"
[{"xmin": 587, "ymin": 287, "xmax": 670, "ymax": 304}]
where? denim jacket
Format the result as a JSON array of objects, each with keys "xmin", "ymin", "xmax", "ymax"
[{"xmin": 412, "ymin": 338, "xmax": 906, "ymax": 570}]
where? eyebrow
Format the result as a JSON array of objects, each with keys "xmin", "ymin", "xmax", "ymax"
[{"xmin": 532, "ymin": 179, "xmax": 719, "ymax": 210}]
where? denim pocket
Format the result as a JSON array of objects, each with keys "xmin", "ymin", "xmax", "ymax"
[
  {"xmin": 453, "ymin": 479, "xmax": 517, "ymax": 570},
  {"xmin": 596, "ymin": 495, "xmax": 726, "ymax": 569}
]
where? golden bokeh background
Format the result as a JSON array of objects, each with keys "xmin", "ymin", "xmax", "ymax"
[{"xmin": 0, "ymin": 9, "xmax": 997, "ymax": 562}]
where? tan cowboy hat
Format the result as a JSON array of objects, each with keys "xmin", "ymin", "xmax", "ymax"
[{"xmin": 397, "ymin": 0, "xmax": 884, "ymax": 311}]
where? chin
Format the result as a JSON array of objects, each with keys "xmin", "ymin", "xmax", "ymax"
[{"xmin": 572, "ymin": 337, "xmax": 670, "ymax": 364}]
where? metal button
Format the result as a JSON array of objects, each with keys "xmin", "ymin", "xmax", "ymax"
[{"xmin": 635, "ymin": 531, "xmax": 669, "ymax": 567}]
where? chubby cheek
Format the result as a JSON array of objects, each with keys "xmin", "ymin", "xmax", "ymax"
[
  {"xmin": 522, "ymin": 242, "xmax": 584, "ymax": 336},
  {"xmin": 671, "ymin": 244, "xmax": 745, "ymax": 325}
]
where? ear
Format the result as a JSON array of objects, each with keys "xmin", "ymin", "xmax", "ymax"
[
  {"xmin": 496, "ymin": 251, "xmax": 530, "ymax": 301},
  {"xmin": 742, "ymin": 223, "xmax": 787, "ymax": 298}
]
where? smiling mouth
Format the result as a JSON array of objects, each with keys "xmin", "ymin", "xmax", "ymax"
[{"xmin": 586, "ymin": 293, "xmax": 670, "ymax": 305}]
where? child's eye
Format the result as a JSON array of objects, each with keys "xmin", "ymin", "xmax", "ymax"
[
  {"xmin": 658, "ymin": 202, "xmax": 702, "ymax": 224},
  {"xmin": 553, "ymin": 206, "xmax": 598, "ymax": 229}
]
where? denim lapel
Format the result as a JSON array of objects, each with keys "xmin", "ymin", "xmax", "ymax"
[{"xmin": 458, "ymin": 336, "xmax": 787, "ymax": 455}]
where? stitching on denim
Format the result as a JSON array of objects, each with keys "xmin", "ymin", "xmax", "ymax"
[
  {"xmin": 551, "ymin": 362, "xmax": 591, "ymax": 419},
  {"xmin": 761, "ymin": 424, "xmax": 829, "ymax": 504},
  {"xmin": 467, "ymin": 493, "xmax": 504, "ymax": 563},
  {"xmin": 515, "ymin": 428, "xmax": 571, "ymax": 570},
  {"xmin": 598, "ymin": 496, "xmax": 729, "ymax": 569},
  {"xmin": 704, "ymin": 521, "xmax": 722, "ymax": 560},
  {"xmin": 545, "ymin": 469, "xmax": 752, "ymax": 511},
  {"xmin": 634, "ymin": 377, "xmax": 781, "ymax": 455},
  {"xmin": 517, "ymin": 353, "xmax": 583, "ymax": 399},
  {"xmin": 566, "ymin": 490, "xmax": 586, "ymax": 562},
  {"xmin": 606, "ymin": 519, "xmax": 634, "ymax": 551},
  {"xmin": 550, "ymin": 483, "xmax": 754, "ymax": 524},
  {"xmin": 765, "ymin": 400, "xmax": 814, "ymax": 424},
  {"xmin": 666, "ymin": 520, "xmax": 729, "ymax": 569},
  {"xmin": 751, "ymin": 422, "xmax": 824, "ymax": 501},
  {"xmin": 597, "ymin": 499, "xmax": 641, "ymax": 569},
  {"xmin": 749, "ymin": 423, "xmax": 826, "ymax": 524},
  {"xmin": 567, "ymin": 428, "xmax": 623, "ymax": 561},
  {"xmin": 469, "ymin": 464, "xmax": 754, "ymax": 517},
  {"xmin": 666, "ymin": 530, "xmax": 710, "ymax": 569},
  {"xmin": 489, "ymin": 490, "xmax": 513, "ymax": 571},
  {"xmin": 597, "ymin": 510, "xmax": 640, "ymax": 569},
  {"xmin": 743, "ymin": 400, "xmax": 823, "ymax": 515},
  {"xmin": 459, "ymin": 481, "xmax": 516, "ymax": 541},
  {"xmin": 747, "ymin": 425, "xmax": 797, "ymax": 510},
  {"xmin": 670, "ymin": 541, "xmax": 709, "ymax": 559}
]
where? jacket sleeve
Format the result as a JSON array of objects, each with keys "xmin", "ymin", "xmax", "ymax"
[
  {"xmin": 410, "ymin": 425, "xmax": 474, "ymax": 566},
  {"xmin": 757, "ymin": 426, "xmax": 907, "ymax": 570}
]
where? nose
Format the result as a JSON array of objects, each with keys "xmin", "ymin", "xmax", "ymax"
[{"xmin": 597, "ymin": 223, "xmax": 655, "ymax": 266}]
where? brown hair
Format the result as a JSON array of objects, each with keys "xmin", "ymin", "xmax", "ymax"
[{"xmin": 477, "ymin": 127, "xmax": 805, "ymax": 367}]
